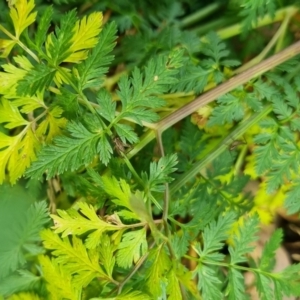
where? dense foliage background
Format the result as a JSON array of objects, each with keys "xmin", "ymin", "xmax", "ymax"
[{"xmin": 2, "ymin": 0, "xmax": 300, "ymax": 299}]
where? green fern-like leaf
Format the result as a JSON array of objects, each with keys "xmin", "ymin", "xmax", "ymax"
[
  {"xmin": 228, "ymin": 215, "xmax": 259, "ymax": 265},
  {"xmin": 26, "ymin": 120, "xmax": 110, "ymax": 179},
  {"xmin": 27, "ymin": 50, "xmax": 184, "ymax": 179},
  {"xmin": 34, "ymin": 6, "xmax": 53, "ymax": 51},
  {"xmin": 141, "ymin": 154, "xmax": 177, "ymax": 193},
  {"xmin": 239, "ymin": 0, "xmax": 277, "ymax": 30},
  {"xmin": 17, "ymin": 64, "xmax": 56, "ymax": 96},
  {"xmin": 226, "ymin": 268, "xmax": 248, "ymax": 300},
  {"xmin": 45, "ymin": 10, "xmax": 77, "ymax": 66},
  {"xmin": 0, "ymin": 270, "xmax": 40, "ymax": 297},
  {"xmin": 195, "ymin": 265, "xmax": 223, "ymax": 300},
  {"xmin": 259, "ymin": 229, "xmax": 282, "ymax": 272},
  {"xmin": 0, "ymin": 199, "xmax": 49, "ymax": 279},
  {"xmin": 193, "ymin": 211, "xmax": 236, "ymax": 261},
  {"xmin": 208, "ymin": 92, "xmax": 245, "ymax": 126},
  {"xmin": 77, "ymin": 22, "xmax": 117, "ymax": 89},
  {"xmin": 285, "ymin": 179, "xmax": 300, "ymax": 214}
]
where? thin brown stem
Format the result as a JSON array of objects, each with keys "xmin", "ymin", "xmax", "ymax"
[
  {"xmin": 156, "ymin": 40, "xmax": 300, "ymax": 133},
  {"xmin": 127, "ymin": 39, "xmax": 300, "ymax": 159}
]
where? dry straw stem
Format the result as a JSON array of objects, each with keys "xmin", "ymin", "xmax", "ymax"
[{"xmin": 128, "ymin": 40, "xmax": 300, "ymax": 159}]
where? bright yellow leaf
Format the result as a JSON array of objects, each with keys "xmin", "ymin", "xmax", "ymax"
[
  {"xmin": 244, "ymin": 153, "xmax": 258, "ymax": 179},
  {"xmin": 0, "ymin": 98, "xmax": 29, "ymax": 129},
  {"xmin": 64, "ymin": 12, "xmax": 103, "ymax": 63},
  {"xmin": 167, "ymin": 267, "xmax": 182, "ymax": 300},
  {"xmin": 54, "ymin": 67, "xmax": 72, "ymax": 87},
  {"xmin": 0, "ymin": 56, "xmax": 32, "ymax": 95},
  {"xmin": 0, "ymin": 131, "xmax": 12, "ymax": 149},
  {"xmin": 8, "ymin": 128, "xmax": 40, "ymax": 183},
  {"xmin": 9, "ymin": 0, "xmax": 37, "ymax": 38},
  {"xmin": 36, "ymin": 106, "xmax": 67, "ymax": 141},
  {"xmin": 38, "ymin": 255, "xmax": 79, "ymax": 300},
  {"xmin": 0, "ymin": 127, "xmax": 39, "ymax": 184},
  {"xmin": 10, "ymin": 93, "xmax": 45, "ymax": 113},
  {"xmin": 8, "ymin": 292, "xmax": 41, "ymax": 300},
  {"xmin": 0, "ymin": 39, "xmax": 16, "ymax": 58},
  {"xmin": 251, "ymin": 181, "xmax": 286, "ymax": 224},
  {"xmin": 0, "ymin": 134, "xmax": 17, "ymax": 183}
]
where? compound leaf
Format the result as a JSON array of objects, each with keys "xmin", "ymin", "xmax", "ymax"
[
  {"xmin": 77, "ymin": 21, "xmax": 117, "ymax": 89},
  {"xmin": 39, "ymin": 255, "xmax": 80, "ymax": 300},
  {"xmin": 9, "ymin": 0, "xmax": 37, "ymax": 38},
  {"xmin": 41, "ymin": 229, "xmax": 110, "ymax": 286},
  {"xmin": 64, "ymin": 12, "xmax": 103, "ymax": 63},
  {"xmin": 146, "ymin": 245, "xmax": 171, "ymax": 298},
  {"xmin": 26, "ymin": 121, "xmax": 106, "ymax": 179},
  {"xmin": 0, "ymin": 201, "xmax": 49, "ymax": 278},
  {"xmin": 51, "ymin": 202, "xmax": 121, "ymax": 249},
  {"xmin": 117, "ymin": 228, "xmax": 147, "ymax": 269}
]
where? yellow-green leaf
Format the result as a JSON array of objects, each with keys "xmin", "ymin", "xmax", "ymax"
[
  {"xmin": 0, "ymin": 39, "xmax": 16, "ymax": 58},
  {"xmin": 146, "ymin": 245, "xmax": 171, "ymax": 298},
  {"xmin": 101, "ymin": 176, "xmax": 139, "ymax": 220},
  {"xmin": 39, "ymin": 255, "xmax": 80, "ymax": 300},
  {"xmin": 51, "ymin": 202, "xmax": 121, "ymax": 249},
  {"xmin": 0, "ymin": 135, "xmax": 16, "ymax": 183},
  {"xmin": 36, "ymin": 106, "xmax": 67, "ymax": 142},
  {"xmin": 64, "ymin": 12, "xmax": 103, "ymax": 63},
  {"xmin": 0, "ymin": 131, "xmax": 12, "ymax": 149},
  {"xmin": 0, "ymin": 56, "xmax": 32, "ymax": 95},
  {"xmin": 10, "ymin": 92, "xmax": 45, "ymax": 113},
  {"xmin": 8, "ymin": 292, "xmax": 41, "ymax": 300},
  {"xmin": 117, "ymin": 228, "xmax": 148, "ymax": 268},
  {"xmin": 54, "ymin": 67, "xmax": 72, "ymax": 87},
  {"xmin": 9, "ymin": 0, "xmax": 37, "ymax": 38},
  {"xmin": 8, "ymin": 128, "xmax": 40, "ymax": 183},
  {"xmin": 0, "ymin": 98, "xmax": 29, "ymax": 129},
  {"xmin": 167, "ymin": 268, "xmax": 182, "ymax": 300},
  {"xmin": 0, "ymin": 128, "xmax": 39, "ymax": 184},
  {"xmin": 0, "ymin": 97, "xmax": 39, "ymax": 184},
  {"xmin": 40, "ymin": 229, "xmax": 109, "ymax": 286}
]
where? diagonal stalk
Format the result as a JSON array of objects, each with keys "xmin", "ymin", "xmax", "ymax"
[
  {"xmin": 169, "ymin": 106, "xmax": 272, "ymax": 194},
  {"xmin": 128, "ymin": 39, "xmax": 300, "ymax": 159}
]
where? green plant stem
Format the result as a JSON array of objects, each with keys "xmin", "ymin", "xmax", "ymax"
[
  {"xmin": 169, "ymin": 106, "xmax": 272, "ymax": 194},
  {"xmin": 193, "ymin": 17, "xmax": 240, "ymax": 36},
  {"xmin": 168, "ymin": 216, "xmax": 185, "ymax": 227},
  {"xmin": 127, "ymin": 38, "xmax": 300, "ymax": 160},
  {"xmin": 208, "ymin": 6, "xmax": 298, "ymax": 41},
  {"xmin": 157, "ymin": 40, "xmax": 300, "ymax": 133},
  {"xmin": 180, "ymin": 3, "xmax": 223, "ymax": 28},
  {"xmin": 0, "ymin": 24, "xmax": 40, "ymax": 63},
  {"xmin": 233, "ymin": 144, "xmax": 248, "ymax": 176},
  {"xmin": 234, "ymin": 7, "xmax": 296, "ymax": 74},
  {"xmin": 121, "ymin": 154, "xmax": 144, "ymax": 187},
  {"xmin": 123, "ymin": 219, "xmax": 163, "ymax": 229},
  {"xmin": 127, "ymin": 130, "xmax": 156, "ymax": 159},
  {"xmin": 184, "ymin": 254, "xmax": 279, "ymax": 279},
  {"xmin": 275, "ymin": 9, "xmax": 294, "ymax": 53},
  {"xmin": 200, "ymin": 259, "xmax": 280, "ymax": 279}
]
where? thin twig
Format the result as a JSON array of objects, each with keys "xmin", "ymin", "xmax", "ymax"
[{"xmin": 117, "ymin": 241, "xmax": 156, "ymax": 295}]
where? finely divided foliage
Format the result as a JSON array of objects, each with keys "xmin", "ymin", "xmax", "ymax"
[{"xmin": 1, "ymin": 0, "xmax": 300, "ymax": 299}]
